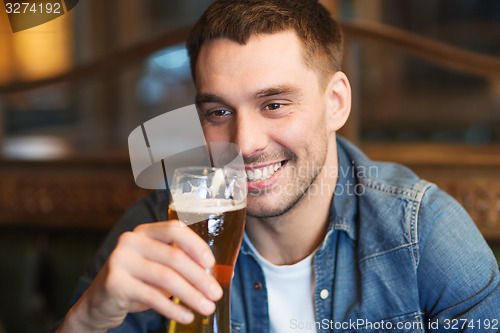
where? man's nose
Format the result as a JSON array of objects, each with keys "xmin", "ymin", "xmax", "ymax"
[{"xmin": 232, "ymin": 111, "xmax": 269, "ymax": 158}]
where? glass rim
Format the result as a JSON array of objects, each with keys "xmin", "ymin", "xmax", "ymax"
[{"xmin": 173, "ymin": 166, "xmax": 242, "ymax": 179}]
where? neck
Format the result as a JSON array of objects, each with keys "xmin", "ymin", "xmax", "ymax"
[{"xmin": 245, "ymin": 138, "xmax": 338, "ymax": 265}]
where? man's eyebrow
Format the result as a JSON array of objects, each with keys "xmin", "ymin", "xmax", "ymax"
[
  {"xmin": 195, "ymin": 84, "xmax": 301, "ymax": 106},
  {"xmin": 254, "ymin": 85, "xmax": 301, "ymax": 99},
  {"xmin": 195, "ymin": 93, "xmax": 225, "ymax": 105}
]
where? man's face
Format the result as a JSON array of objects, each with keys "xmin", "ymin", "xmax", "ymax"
[{"xmin": 195, "ymin": 31, "xmax": 331, "ymax": 218}]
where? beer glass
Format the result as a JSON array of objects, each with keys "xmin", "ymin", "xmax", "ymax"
[{"xmin": 167, "ymin": 166, "xmax": 247, "ymax": 333}]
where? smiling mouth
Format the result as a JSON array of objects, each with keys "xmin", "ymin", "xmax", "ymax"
[{"xmin": 246, "ymin": 161, "xmax": 285, "ymax": 182}]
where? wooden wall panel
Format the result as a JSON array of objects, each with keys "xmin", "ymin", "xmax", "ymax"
[{"xmin": 0, "ymin": 159, "xmax": 151, "ymax": 229}]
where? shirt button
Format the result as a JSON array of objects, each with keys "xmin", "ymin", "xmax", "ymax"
[
  {"xmin": 253, "ymin": 282, "xmax": 262, "ymax": 290},
  {"xmin": 320, "ymin": 289, "xmax": 329, "ymax": 299}
]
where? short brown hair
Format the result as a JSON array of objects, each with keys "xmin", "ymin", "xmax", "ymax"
[{"xmin": 186, "ymin": 0, "xmax": 343, "ymax": 86}]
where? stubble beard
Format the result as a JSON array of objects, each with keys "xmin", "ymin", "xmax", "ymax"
[{"xmin": 245, "ymin": 142, "xmax": 328, "ymax": 219}]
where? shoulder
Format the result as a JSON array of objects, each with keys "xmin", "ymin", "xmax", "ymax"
[
  {"xmin": 337, "ymin": 137, "xmax": 434, "ymax": 220},
  {"xmin": 338, "ymin": 136, "xmax": 472, "ymax": 225},
  {"xmin": 337, "ymin": 136, "xmax": 431, "ymax": 196},
  {"xmin": 336, "ymin": 138, "xmax": 500, "ymax": 316},
  {"xmin": 338, "ymin": 137, "xmax": 488, "ymax": 258},
  {"xmin": 343, "ymin": 138, "xmax": 482, "ymax": 251},
  {"xmin": 337, "ymin": 137, "xmax": 468, "ymax": 260}
]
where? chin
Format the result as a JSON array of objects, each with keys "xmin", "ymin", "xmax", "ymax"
[{"xmin": 246, "ymin": 192, "xmax": 304, "ymax": 219}]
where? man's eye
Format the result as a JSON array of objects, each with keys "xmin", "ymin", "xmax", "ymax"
[
  {"xmin": 210, "ymin": 109, "xmax": 231, "ymax": 117},
  {"xmin": 264, "ymin": 103, "xmax": 283, "ymax": 111}
]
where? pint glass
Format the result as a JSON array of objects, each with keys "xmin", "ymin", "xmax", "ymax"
[{"xmin": 167, "ymin": 166, "xmax": 247, "ymax": 333}]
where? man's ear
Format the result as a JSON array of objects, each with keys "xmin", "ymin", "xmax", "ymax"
[{"xmin": 324, "ymin": 71, "xmax": 351, "ymax": 134}]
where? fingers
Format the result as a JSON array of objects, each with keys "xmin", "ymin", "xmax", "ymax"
[
  {"xmin": 115, "ymin": 221, "xmax": 223, "ymax": 315},
  {"xmin": 114, "ymin": 270, "xmax": 195, "ymax": 324},
  {"xmin": 76, "ymin": 220, "xmax": 224, "ymax": 329},
  {"xmin": 129, "ymin": 222, "xmax": 223, "ymax": 301},
  {"xmin": 121, "ymin": 252, "xmax": 217, "ymax": 317},
  {"xmin": 134, "ymin": 221, "xmax": 215, "ymax": 269},
  {"xmin": 115, "ymin": 231, "xmax": 223, "ymax": 314}
]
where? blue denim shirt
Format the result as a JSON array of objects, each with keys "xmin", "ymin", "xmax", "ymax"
[{"xmin": 67, "ymin": 137, "xmax": 500, "ymax": 332}]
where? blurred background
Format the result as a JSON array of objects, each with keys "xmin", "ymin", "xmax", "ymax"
[{"xmin": 0, "ymin": 0, "xmax": 499, "ymax": 332}]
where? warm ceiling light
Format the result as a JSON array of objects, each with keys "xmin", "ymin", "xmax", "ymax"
[{"xmin": 0, "ymin": 9, "xmax": 73, "ymax": 83}]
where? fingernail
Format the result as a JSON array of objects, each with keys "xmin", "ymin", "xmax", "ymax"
[
  {"xmin": 200, "ymin": 298, "xmax": 215, "ymax": 314},
  {"xmin": 179, "ymin": 310, "xmax": 194, "ymax": 323},
  {"xmin": 202, "ymin": 251, "xmax": 215, "ymax": 268},
  {"xmin": 209, "ymin": 282, "xmax": 223, "ymax": 299}
]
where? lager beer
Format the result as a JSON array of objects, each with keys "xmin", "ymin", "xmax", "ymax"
[{"xmin": 168, "ymin": 199, "xmax": 246, "ymax": 333}]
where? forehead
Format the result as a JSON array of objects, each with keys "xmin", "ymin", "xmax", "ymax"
[{"xmin": 194, "ymin": 31, "xmax": 315, "ymax": 91}]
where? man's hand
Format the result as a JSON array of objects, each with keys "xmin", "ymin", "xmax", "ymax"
[{"xmin": 56, "ymin": 220, "xmax": 223, "ymax": 332}]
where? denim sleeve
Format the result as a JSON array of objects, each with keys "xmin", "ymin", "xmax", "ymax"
[
  {"xmin": 416, "ymin": 185, "xmax": 500, "ymax": 331},
  {"xmin": 51, "ymin": 192, "xmax": 167, "ymax": 332}
]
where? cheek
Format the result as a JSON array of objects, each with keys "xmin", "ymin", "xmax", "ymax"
[
  {"xmin": 274, "ymin": 110, "xmax": 327, "ymax": 147},
  {"xmin": 269, "ymin": 118, "xmax": 318, "ymax": 154}
]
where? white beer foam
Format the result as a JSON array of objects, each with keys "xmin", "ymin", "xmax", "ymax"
[{"xmin": 170, "ymin": 198, "xmax": 246, "ymax": 225}]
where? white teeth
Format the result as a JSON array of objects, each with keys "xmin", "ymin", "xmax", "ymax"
[
  {"xmin": 268, "ymin": 165, "xmax": 274, "ymax": 176},
  {"xmin": 246, "ymin": 162, "xmax": 283, "ymax": 182},
  {"xmin": 262, "ymin": 167, "xmax": 268, "ymax": 178}
]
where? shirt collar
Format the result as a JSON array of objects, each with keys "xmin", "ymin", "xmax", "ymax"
[{"xmin": 326, "ymin": 136, "xmax": 359, "ymax": 242}]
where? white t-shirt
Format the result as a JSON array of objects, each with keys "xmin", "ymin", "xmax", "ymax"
[{"xmin": 244, "ymin": 234, "xmax": 317, "ymax": 333}]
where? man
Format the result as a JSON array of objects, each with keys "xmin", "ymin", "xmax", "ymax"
[{"xmin": 57, "ymin": 0, "xmax": 500, "ymax": 332}]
